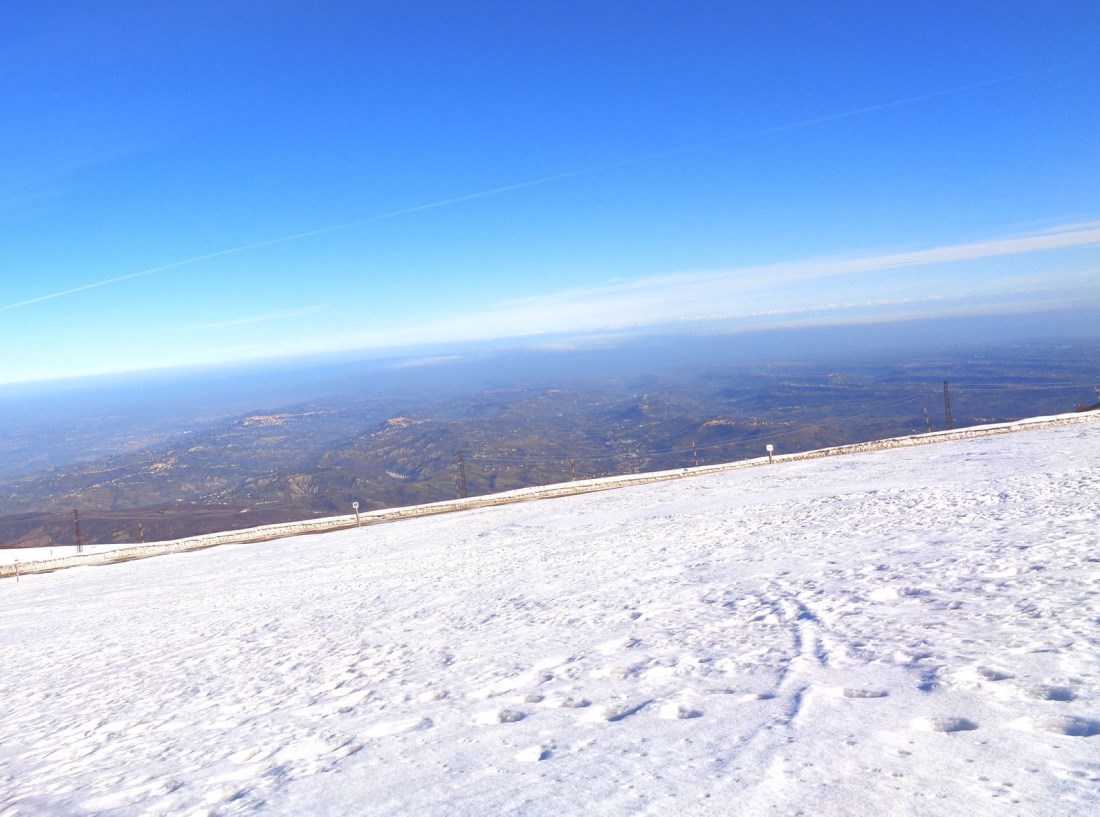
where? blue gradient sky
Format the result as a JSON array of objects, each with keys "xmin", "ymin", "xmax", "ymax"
[{"xmin": 2, "ymin": 1, "xmax": 1098, "ymax": 385}]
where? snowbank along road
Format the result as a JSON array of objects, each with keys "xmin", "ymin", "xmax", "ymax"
[{"xmin": 0, "ymin": 419, "xmax": 1098, "ymax": 815}]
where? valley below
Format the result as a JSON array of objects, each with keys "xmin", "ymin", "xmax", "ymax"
[{"xmin": 2, "ymin": 337, "xmax": 1097, "ymax": 548}]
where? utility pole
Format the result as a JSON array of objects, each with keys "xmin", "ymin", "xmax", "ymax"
[
  {"xmin": 570, "ymin": 458, "xmax": 577, "ymax": 481},
  {"xmin": 923, "ymin": 407, "xmax": 932, "ymax": 433},
  {"xmin": 73, "ymin": 509, "xmax": 84, "ymax": 554},
  {"xmin": 457, "ymin": 451, "xmax": 469, "ymax": 499},
  {"xmin": 943, "ymin": 381, "xmax": 954, "ymax": 430}
]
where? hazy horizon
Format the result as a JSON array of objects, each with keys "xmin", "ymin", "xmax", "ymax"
[{"xmin": 3, "ymin": 305, "xmax": 1099, "ymax": 396}]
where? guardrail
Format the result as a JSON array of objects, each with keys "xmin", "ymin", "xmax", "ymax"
[{"xmin": 3, "ymin": 410, "xmax": 1096, "ymax": 580}]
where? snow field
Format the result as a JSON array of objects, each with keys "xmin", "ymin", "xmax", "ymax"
[{"xmin": 0, "ymin": 422, "xmax": 1098, "ymax": 815}]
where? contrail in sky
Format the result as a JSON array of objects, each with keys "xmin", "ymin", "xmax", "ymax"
[
  {"xmin": 1, "ymin": 62, "xmax": 1077, "ymax": 314},
  {"xmin": 0, "ymin": 171, "xmax": 605, "ymax": 314}
]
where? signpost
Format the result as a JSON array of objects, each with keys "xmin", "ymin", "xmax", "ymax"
[
  {"xmin": 766, "ymin": 444, "xmax": 774, "ymax": 464},
  {"xmin": 352, "ymin": 501, "xmax": 360, "ymax": 528}
]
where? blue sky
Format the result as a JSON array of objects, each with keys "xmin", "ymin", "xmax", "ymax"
[{"xmin": 2, "ymin": 1, "xmax": 1098, "ymax": 385}]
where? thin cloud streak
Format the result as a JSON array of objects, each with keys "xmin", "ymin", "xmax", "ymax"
[
  {"xmin": 487, "ymin": 220, "xmax": 1100, "ymax": 313},
  {"xmin": 0, "ymin": 229, "xmax": 350, "ymax": 313},
  {"xmin": 317, "ymin": 222, "xmax": 1100, "ymax": 350},
  {"xmin": 2, "ymin": 65, "xmax": 1075, "ymax": 313}
]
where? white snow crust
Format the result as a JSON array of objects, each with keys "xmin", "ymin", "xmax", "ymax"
[{"xmin": 1, "ymin": 422, "xmax": 1098, "ymax": 816}]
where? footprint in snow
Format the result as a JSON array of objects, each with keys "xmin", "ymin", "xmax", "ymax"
[
  {"xmin": 597, "ymin": 636, "xmax": 641, "ymax": 655},
  {"xmin": 596, "ymin": 663, "xmax": 645, "ymax": 680},
  {"xmin": 737, "ymin": 692, "xmax": 775, "ymax": 702},
  {"xmin": 911, "ymin": 716, "xmax": 978, "ymax": 733},
  {"xmin": 470, "ymin": 669, "xmax": 554, "ymax": 700},
  {"xmin": 532, "ymin": 655, "xmax": 575, "ymax": 671},
  {"xmin": 586, "ymin": 701, "xmax": 649, "ymax": 722},
  {"xmin": 81, "ymin": 779, "xmax": 183, "ymax": 813},
  {"xmin": 968, "ymin": 666, "xmax": 1013, "ymax": 682},
  {"xmin": 868, "ymin": 586, "xmax": 928, "ymax": 602},
  {"xmin": 363, "ymin": 717, "xmax": 433, "ymax": 738},
  {"xmin": 474, "ymin": 708, "xmax": 525, "ymax": 725},
  {"xmin": 1021, "ymin": 685, "xmax": 1074, "ymax": 702},
  {"xmin": 836, "ymin": 687, "xmax": 889, "ymax": 699},
  {"xmin": 516, "ymin": 745, "xmax": 552, "ymax": 762},
  {"xmin": 228, "ymin": 746, "xmax": 277, "ymax": 764},
  {"xmin": 268, "ymin": 732, "xmax": 363, "ymax": 779},
  {"xmin": 658, "ymin": 702, "xmax": 703, "ymax": 720},
  {"xmin": 543, "ymin": 695, "xmax": 590, "ymax": 709},
  {"xmin": 1009, "ymin": 715, "xmax": 1099, "ymax": 737}
]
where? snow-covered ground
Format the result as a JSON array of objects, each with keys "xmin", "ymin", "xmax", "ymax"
[
  {"xmin": 1, "ymin": 421, "xmax": 1097, "ymax": 816},
  {"xmin": 0, "ymin": 544, "xmax": 119, "ymax": 567}
]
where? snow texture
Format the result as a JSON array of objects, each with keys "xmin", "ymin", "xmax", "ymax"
[{"xmin": 1, "ymin": 421, "xmax": 1098, "ymax": 816}]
